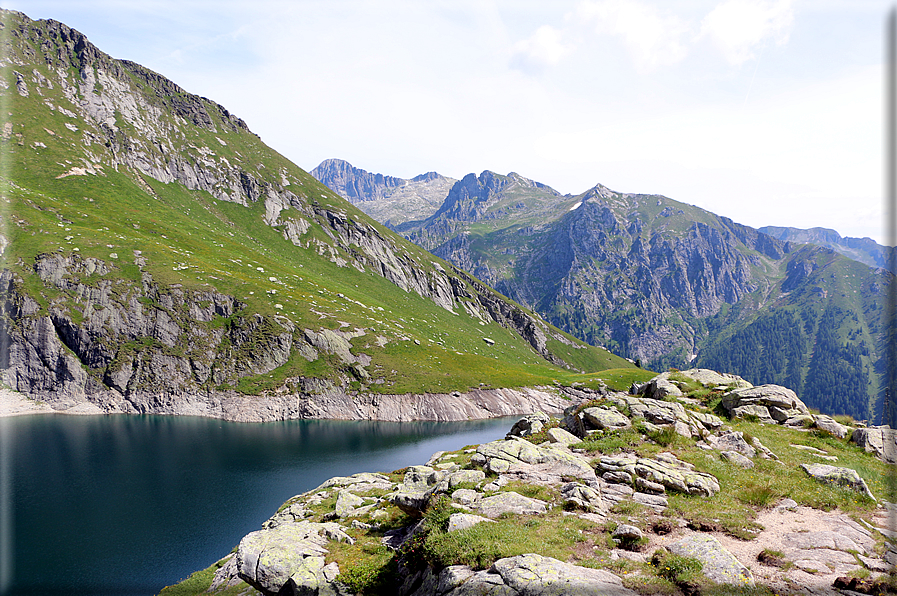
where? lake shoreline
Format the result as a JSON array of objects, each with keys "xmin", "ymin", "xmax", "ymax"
[{"xmin": 0, "ymin": 385, "xmax": 582, "ymax": 422}]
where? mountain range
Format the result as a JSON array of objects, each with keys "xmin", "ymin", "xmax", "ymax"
[
  {"xmin": 0, "ymin": 9, "xmax": 631, "ymax": 422},
  {"xmin": 311, "ymin": 161, "xmax": 892, "ymax": 421}
]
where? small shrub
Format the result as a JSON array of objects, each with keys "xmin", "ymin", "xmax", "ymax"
[
  {"xmin": 737, "ymin": 481, "xmax": 780, "ymax": 507},
  {"xmin": 651, "ymin": 549, "xmax": 703, "ymax": 584},
  {"xmin": 647, "ymin": 426, "xmax": 680, "ymax": 447},
  {"xmin": 757, "ymin": 548, "xmax": 788, "ymax": 568}
]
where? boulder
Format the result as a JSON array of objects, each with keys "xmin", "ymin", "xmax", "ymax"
[
  {"xmin": 813, "ymin": 415, "xmax": 849, "ymax": 439},
  {"xmin": 800, "ymin": 464, "xmax": 876, "ymax": 501},
  {"xmin": 446, "ymin": 469, "xmax": 486, "ymax": 488},
  {"xmin": 506, "ymin": 411, "xmax": 551, "ymax": 439},
  {"xmin": 546, "ymin": 427, "xmax": 581, "ymax": 446},
  {"xmin": 560, "ymin": 482, "xmax": 604, "ymax": 513},
  {"xmin": 447, "ymin": 513, "xmax": 495, "ymax": 533},
  {"xmin": 412, "ymin": 554, "xmax": 638, "ymax": 596},
  {"xmin": 387, "ymin": 487, "xmax": 436, "ymax": 517},
  {"xmin": 333, "ymin": 490, "xmax": 365, "ymax": 517},
  {"xmin": 597, "ymin": 453, "xmax": 720, "ymax": 497},
  {"xmin": 674, "ymin": 368, "xmax": 752, "ymax": 389},
  {"xmin": 640, "ymin": 374, "xmax": 684, "ymax": 399},
  {"xmin": 667, "ymin": 534, "xmax": 754, "ymax": 586},
  {"xmin": 721, "ymin": 385, "xmax": 809, "ymax": 424},
  {"xmin": 475, "ymin": 491, "xmax": 548, "ymax": 518},
  {"xmin": 613, "ymin": 524, "xmax": 643, "ymax": 541},
  {"xmin": 235, "ymin": 521, "xmax": 351, "ymax": 595},
  {"xmin": 720, "ymin": 450, "xmax": 754, "ymax": 469},
  {"xmin": 451, "ymin": 488, "xmax": 482, "ymax": 507},
  {"xmin": 582, "ymin": 406, "xmax": 631, "ymax": 430},
  {"xmin": 708, "ymin": 430, "xmax": 756, "ymax": 458},
  {"xmin": 473, "ymin": 437, "xmax": 542, "ymax": 474},
  {"xmin": 851, "ymin": 426, "xmax": 897, "ymax": 463}
]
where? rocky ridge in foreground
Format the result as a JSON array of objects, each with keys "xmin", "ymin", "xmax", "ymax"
[{"xmin": 165, "ymin": 369, "xmax": 897, "ymax": 596}]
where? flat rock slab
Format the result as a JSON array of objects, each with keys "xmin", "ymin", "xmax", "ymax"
[
  {"xmin": 416, "ymin": 554, "xmax": 639, "ymax": 596},
  {"xmin": 448, "ymin": 513, "xmax": 495, "ymax": 533},
  {"xmin": 800, "ymin": 463, "xmax": 876, "ymax": 501},
  {"xmin": 476, "ymin": 491, "xmax": 548, "ymax": 518},
  {"xmin": 668, "ymin": 534, "xmax": 754, "ymax": 586}
]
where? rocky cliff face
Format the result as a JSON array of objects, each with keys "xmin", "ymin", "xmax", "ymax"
[{"xmin": 311, "ymin": 159, "xmax": 456, "ymax": 226}]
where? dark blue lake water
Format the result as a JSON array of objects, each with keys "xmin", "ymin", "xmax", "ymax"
[{"xmin": 0, "ymin": 413, "xmax": 516, "ymax": 596}]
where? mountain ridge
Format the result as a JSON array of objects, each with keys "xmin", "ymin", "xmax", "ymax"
[{"xmin": 318, "ymin": 161, "xmax": 889, "ymax": 421}]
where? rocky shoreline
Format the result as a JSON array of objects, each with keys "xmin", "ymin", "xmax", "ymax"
[
  {"xmin": 164, "ymin": 369, "xmax": 897, "ymax": 596},
  {"xmin": 0, "ymin": 384, "xmax": 580, "ymax": 422}
]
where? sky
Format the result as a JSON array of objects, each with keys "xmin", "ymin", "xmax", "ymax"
[{"xmin": 3, "ymin": 0, "xmax": 893, "ymax": 243}]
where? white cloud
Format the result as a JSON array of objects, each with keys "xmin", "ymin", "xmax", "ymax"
[
  {"xmin": 510, "ymin": 25, "xmax": 572, "ymax": 72},
  {"xmin": 700, "ymin": 0, "xmax": 794, "ymax": 65},
  {"xmin": 576, "ymin": 0, "xmax": 691, "ymax": 69}
]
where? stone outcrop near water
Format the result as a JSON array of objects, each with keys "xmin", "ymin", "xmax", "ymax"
[{"xmin": 177, "ymin": 369, "xmax": 897, "ymax": 596}]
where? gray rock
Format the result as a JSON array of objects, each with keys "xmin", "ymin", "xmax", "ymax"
[
  {"xmin": 546, "ymin": 427, "xmax": 581, "ymax": 446},
  {"xmin": 333, "ymin": 490, "xmax": 365, "ymax": 517},
  {"xmin": 709, "ymin": 430, "xmax": 756, "ymax": 457},
  {"xmin": 451, "ymin": 488, "xmax": 482, "ymax": 507},
  {"xmin": 602, "ymin": 471, "xmax": 632, "ymax": 485},
  {"xmin": 612, "ymin": 524, "xmax": 643, "ymax": 541},
  {"xmin": 814, "ymin": 415, "xmax": 849, "ymax": 439},
  {"xmin": 634, "ymin": 477, "xmax": 666, "ymax": 494},
  {"xmin": 235, "ymin": 521, "xmax": 351, "ymax": 595},
  {"xmin": 632, "ymin": 492, "xmax": 668, "ymax": 510},
  {"xmin": 720, "ymin": 450, "xmax": 754, "ymax": 469},
  {"xmin": 387, "ymin": 487, "xmax": 435, "ymax": 517},
  {"xmin": 506, "ymin": 411, "xmax": 551, "ymax": 439},
  {"xmin": 800, "ymin": 464, "xmax": 876, "ymax": 501},
  {"xmin": 598, "ymin": 453, "xmax": 720, "ymax": 497},
  {"xmin": 447, "ymin": 469, "xmax": 486, "ymax": 488},
  {"xmin": 476, "ymin": 491, "xmax": 548, "ymax": 518},
  {"xmin": 560, "ymin": 482, "xmax": 604, "ymax": 513},
  {"xmin": 668, "ymin": 534, "xmax": 754, "ymax": 586},
  {"xmin": 851, "ymin": 426, "xmax": 897, "ymax": 463},
  {"xmin": 582, "ymin": 406, "xmax": 631, "ymax": 430},
  {"xmin": 424, "ymin": 554, "xmax": 638, "ymax": 596},
  {"xmin": 722, "ymin": 384, "xmax": 809, "ymax": 424},
  {"xmin": 447, "ymin": 513, "xmax": 495, "ymax": 533}
]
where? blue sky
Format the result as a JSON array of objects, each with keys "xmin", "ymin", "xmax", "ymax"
[{"xmin": 4, "ymin": 0, "xmax": 892, "ymax": 243}]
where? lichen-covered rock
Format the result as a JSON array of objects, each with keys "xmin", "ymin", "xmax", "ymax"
[
  {"xmin": 560, "ymin": 482, "xmax": 604, "ymax": 513},
  {"xmin": 506, "ymin": 411, "xmax": 551, "ymax": 438},
  {"xmin": 597, "ymin": 453, "xmax": 720, "ymax": 497},
  {"xmin": 447, "ymin": 513, "xmax": 495, "ymax": 533},
  {"xmin": 800, "ymin": 464, "xmax": 876, "ymax": 501},
  {"xmin": 546, "ymin": 427, "xmax": 581, "ymax": 446},
  {"xmin": 475, "ymin": 491, "xmax": 548, "ymax": 518},
  {"xmin": 668, "ymin": 534, "xmax": 754, "ymax": 586},
  {"xmin": 582, "ymin": 406, "xmax": 631, "ymax": 430},
  {"xmin": 235, "ymin": 521, "xmax": 351, "ymax": 595},
  {"xmin": 708, "ymin": 430, "xmax": 756, "ymax": 458},
  {"xmin": 721, "ymin": 385, "xmax": 809, "ymax": 425},
  {"xmin": 412, "ymin": 554, "xmax": 638, "ymax": 596},
  {"xmin": 474, "ymin": 437, "xmax": 543, "ymax": 474}
]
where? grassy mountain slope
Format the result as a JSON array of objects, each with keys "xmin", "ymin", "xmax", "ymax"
[{"xmin": 0, "ymin": 9, "xmax": 632, "ymax": 417}]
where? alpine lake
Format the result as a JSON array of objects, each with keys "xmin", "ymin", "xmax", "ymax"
[{"xmin": 1, "ymin": 412, "xmax": 518, "ymax": 595}]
